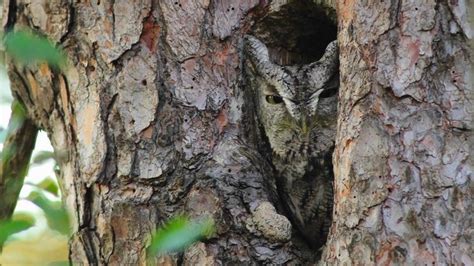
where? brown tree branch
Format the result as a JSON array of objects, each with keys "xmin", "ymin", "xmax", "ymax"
[{"xmin": 0, "ymin": 100, "xmax": 37, "ymax": 227}]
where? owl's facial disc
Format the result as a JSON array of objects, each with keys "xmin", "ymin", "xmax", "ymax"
[{"xmin": 246, "ymin": 35, "xmax": 338, "ymax": 165}]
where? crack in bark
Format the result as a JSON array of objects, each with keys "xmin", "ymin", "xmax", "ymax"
[
  {"xmin": 4, "ymin": 0, "xmax": 17, "ymax": 31},
  {"xmin": 59, "ymin": 2, "xmax": 75, "ymax": 44}
]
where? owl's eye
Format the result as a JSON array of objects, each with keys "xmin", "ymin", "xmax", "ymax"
[
  {"xmin": 265, "ymin": 95, "xmax": 284, "ymax": 104},
  {"xmin": 319, "ymin": 88, "xmax": 338, "ymax": 98}
]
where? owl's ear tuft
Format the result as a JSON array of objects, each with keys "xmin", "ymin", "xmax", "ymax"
[
  {"xmin": 244, "ymin": 35, "xmax": 284, "ymax": 83},
  {"xmin": 319, "ymin": 40, "xmax": 339, "ymax": 69},
  {"xmin": 308, "ymin": 40, "xmax": 339, "ymax": 83},
  {"xmin": 245, "ymin": 35, "xmax": 271, "ymax": 68}
]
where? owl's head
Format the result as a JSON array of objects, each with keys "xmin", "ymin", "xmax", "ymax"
[{"xmin": 245, "ymin": 35, "xmax": 339, "ymax": 174}]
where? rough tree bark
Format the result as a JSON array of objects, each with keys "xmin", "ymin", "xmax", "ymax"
[
  {"xmin": 322, "ymin": 0, "xmax": 473, "ymax": 265},
  {"xmin": 2, "ymin": 0, "xmax": 472, "ymax": 265}
]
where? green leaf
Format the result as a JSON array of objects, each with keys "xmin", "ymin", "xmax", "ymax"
[
  {"xmin": 11, "ymin": 212, "xmax": 36, "ymax": 225},
  {"xmin": 0, "ymin": 217, "xmax": 35, "ymax": 245},
  {"xmin": 27, "ymin": 191, "xmax": 70, "ymax": 235},
  {"xmin": 149, "ymin": 216, "xmax": 214, "ymax": 255},
  {"xmin": 36, "ymin": 177, "xmax": 60, "ymax": 196},
  {"xmin": 4, "ymin": 30, "xmax": 66, "ymax": 68},
  {"xmin": 32, "ymin": 150, "xmax": 55, "ymax": 165}
]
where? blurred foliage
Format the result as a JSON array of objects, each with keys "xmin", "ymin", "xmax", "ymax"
[
  {"xmin": 26, "ymin": 190, "xmax": 70, "ymax": 236},
  {"xmin": 149, "ymin": 215, "xmax": 214, "ymax": 255},
  {"xmin": 31, "ymin": 150, "xmax": 55, "ymax": 165},
  {"xmin": 0, "ymin": 229, "xmax": 68, "ymax": 265},
  {"xmin": 35, "ymin": 177, "xmax": 60, "ymax": 196},
  {"xmin": 0, "ymin": 29, "xmax": 69, "ymax": 262},
  {"xmin": 0, "ymin": 61, "xmax": 14, "ymax": 105},
  {"xmin": 0, "ymin": 167, "xmax": 69, "ymax": 239},
  {"xmin": 0, "ymin": 149, "xmax": 69, "ymax": 264},
  {"xmin": 0, "ymin": 215, "xmax": 35, "ymax": 246},
  {"xmin": 3, "ymin": 30, "xmax": 66, "ymax": 68},
  {"xmin": 0, "ymin": 100, "xmax": 27, "ymax": 163},
  {"xmin": 4, "ymin": 100, "xmax": 26, "ymax": 134},
  {"xmin": 0, "ymin": 127, "xmax": 5, "ymax": 143}
]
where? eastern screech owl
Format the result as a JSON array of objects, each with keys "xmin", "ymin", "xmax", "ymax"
[{"xmin": 245, "ymin": 35, "xmax": 339, "ymax": 248}]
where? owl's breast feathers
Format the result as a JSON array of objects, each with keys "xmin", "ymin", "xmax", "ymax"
[{"xmin": 276, "ymin": 149, "xmax": 334, "ymax": 248}]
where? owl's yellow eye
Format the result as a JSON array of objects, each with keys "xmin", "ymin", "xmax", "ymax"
[{"xmin": 265, "ymin": 95, "xmax": 284, "ymax": 104}]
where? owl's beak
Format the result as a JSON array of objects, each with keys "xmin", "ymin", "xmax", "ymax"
[{"xmin": 300, "ymin": 115, "xmax": 310, "ymax": 135}]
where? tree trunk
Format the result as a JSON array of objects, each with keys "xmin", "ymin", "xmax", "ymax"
[
  {"xmin": 322, "ymin": 0, "xmax": 473, "ymax": 265},
  {"xmin": 3, "ymin": 0, "xmax": 472, "ymax": 265}
]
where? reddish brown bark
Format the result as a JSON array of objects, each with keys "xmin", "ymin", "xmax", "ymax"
[{"xmin": 323, "ymin": 1, "xmax": 473, "ymax": 264}]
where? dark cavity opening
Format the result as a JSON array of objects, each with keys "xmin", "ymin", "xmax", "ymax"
[{"xmin": 252, "ymin": 0, "xmax": 337, "ymax": 65}]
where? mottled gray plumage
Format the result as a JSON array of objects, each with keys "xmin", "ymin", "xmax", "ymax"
[{"xmin": 245, "ymin": 35, "xmax": 338, "ymax": 248}]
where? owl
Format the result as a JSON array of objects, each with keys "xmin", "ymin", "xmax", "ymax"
[{"xmin": 244, "ymin": 35, "xmax": 339, "ymax": 248}]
